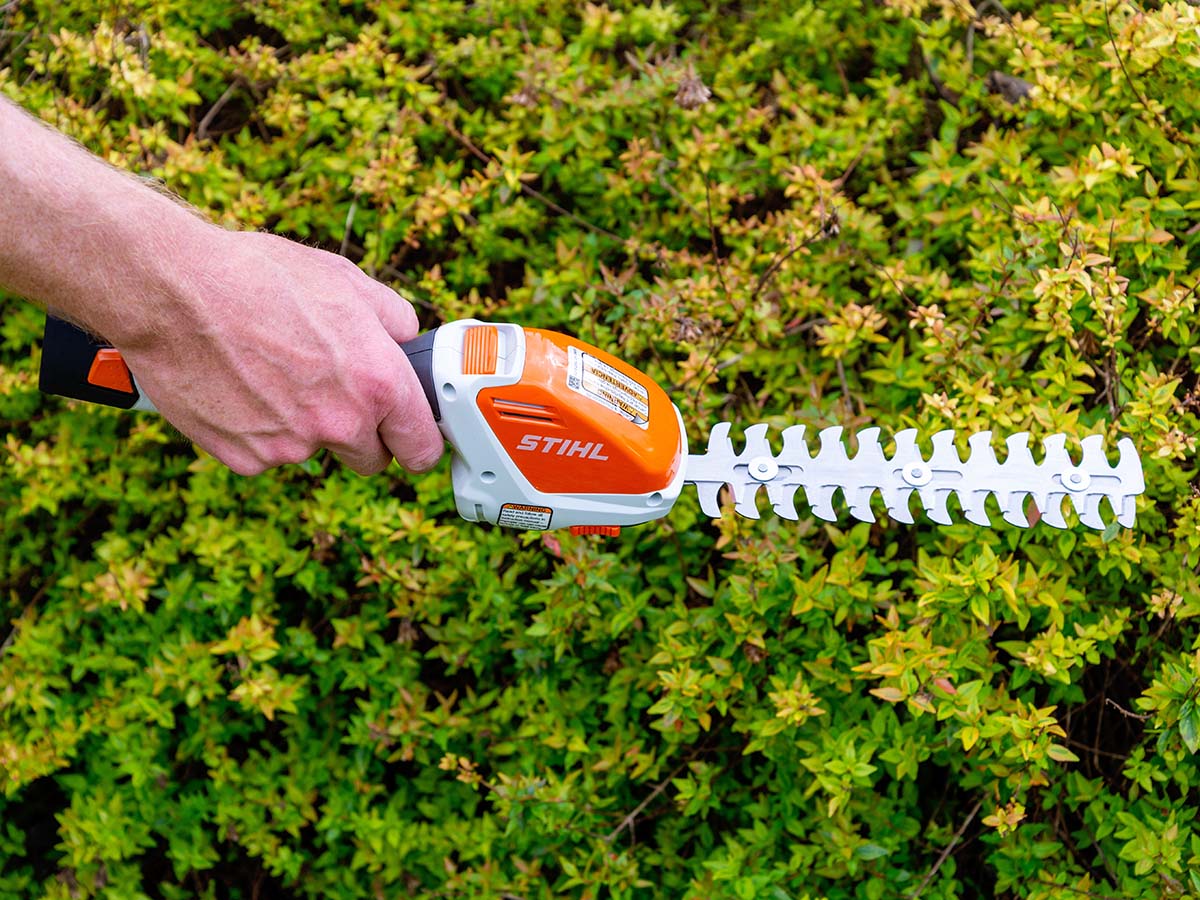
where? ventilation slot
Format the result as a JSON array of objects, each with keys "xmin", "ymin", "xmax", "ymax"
[{"xmin": 491, "ymin": 398, "xmax": 559, "ymax": 425}]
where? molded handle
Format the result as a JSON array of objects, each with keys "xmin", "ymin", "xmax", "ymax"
[{"xmin": 39, "ymin": 315, "xmax": 440, "ymax": 416}]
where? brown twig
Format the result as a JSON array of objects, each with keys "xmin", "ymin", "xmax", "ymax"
[
  {"xmin": 832, "ymin": 135, "xmax": 877, "ymax": 189},
  {"xmin": 432, "ymin": 108, "xmax": 624, "ymax": 242},
  {"xmin": 686, "ymin": 229, "xmax": 822, "ymax": 408},
  {"xmin": 196, "ymin": 79, "xmax": 241, "ymax": 141},
  {"xmin": 920, "ymin": 50, "xmax": 960, "ymax": 106},
  {"xmin": 1102, "ymin": 1, "xmax": 1186, "ymax": 144},
  {"xmin": 704, "ymin": 174, "xmax": 732, "ymax": 304},
  {"xmin": 605, "ymin": 760, "xmax": 689, "ymax": 844},
  {"xmin": 908, "ymin": 798, "xmax": 982, "ymax": 899},
  {"xmin": 0, "ymin": 590, "xmax": 45, "ymax": 659},
  {"xmin": 836, "ymin": 358, "xmax": 853, "ymax": 413},
  {"xmin": 1104, "ymin": 697, "xmax": 1151, "ymax": 721}
]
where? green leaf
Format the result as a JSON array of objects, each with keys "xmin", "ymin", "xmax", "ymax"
[
  {"xmin": 1046, "ymin": 744, "xmax": 1080, "ymax": 763},
  {"xmin": 1179, "ymin": 706, "xmax": 1200, "ymax": 753},
  {"xmin": 855, "ymin": 843, "xmax": 891, "ymax": 860}
]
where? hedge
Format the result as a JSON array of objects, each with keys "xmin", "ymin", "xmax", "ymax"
[{"xmin": 2, "ymin": 1, "xmax": 1199, "ymax": 897}]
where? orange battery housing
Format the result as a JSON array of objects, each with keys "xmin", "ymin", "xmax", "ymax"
[{"xmin": 475, "ymin": 329, "xmax": 683, "ymax": 496}]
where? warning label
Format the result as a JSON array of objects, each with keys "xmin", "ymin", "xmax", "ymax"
[
  {"xmin": 566, "ymin": 346, "xmax": 650, "ymax": 429},
  {"xmin": 498, "ymin": 503, "xmax": 553, "ymax": 530}
]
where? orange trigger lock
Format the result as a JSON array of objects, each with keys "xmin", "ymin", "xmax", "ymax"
[{"xmin": 569, "ymin": 525, "xmax": 621, "ymax": 537}]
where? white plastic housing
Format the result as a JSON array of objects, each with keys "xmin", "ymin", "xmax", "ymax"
[{"xmin": 430, "ymin": 320, "xmax": 688, "ymax": 531}]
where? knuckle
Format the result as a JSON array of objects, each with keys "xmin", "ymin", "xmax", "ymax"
[
  {"xmin": 405, "ymin": 448, "xmax": 443, "ymax": 474},
  {"xmin": 315, "ymin": 413, "xmax": 361, "ymax": 450},
  {"xmin": 346, "ymin": 454, "xmax": 389, "ymax": 477},
  {"xmin": 358, "ymin": 367, "xmax": 400, "ymax": 413},
  {"xmin": 268, "ymin": 442, "xmax": 313, "ymax": 467},
  {"xmin": 331, "ymin": 252, "xmax": 363, "ymax": 279},
  {"xmin": 224, "ymin": 455, "xmax": 266, "ymax": 477}
]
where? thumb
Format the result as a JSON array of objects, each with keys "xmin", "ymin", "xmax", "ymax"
[{"xmin": 377, "ymin": 343, "xmax": 445, "ymax": 473}]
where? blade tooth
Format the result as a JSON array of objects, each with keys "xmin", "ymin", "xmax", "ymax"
[
  {"xmin": 879, "ymin": 431, "xmax": 922, "ymax": 523},
  {"xmin": 961, "ymin": 433, "xmax": 999, "ymax": 524},
  {"xmin": 741, "ymin": 422, "xmax": 774, "ymax": 460},
  {"xmin": 1077, "ymin": 492, "xmax": 1105, "ymax": 530},
  {"xmin": 846, "ymin": 486, "xmax": 877, "ymax": 523},
  {"xmin": 958, "ymin": 490, "xmax": 992, "ymax": 527},
  {"xmin": 1108, "ymin": 437, "xmax": 1145, "ymax": 531},
  {"xmin": 779, "ymin": 424, "xmax": 810, "ymax": 465},
  {"xmin": 1041, "ymin": 433, "xmax": 1072, "ymax": 473},
  {"xmin": 1079, "ymin": 433, "xmax": 1108, "ymax": 470},
  {"xmin": 764, "ymin": 481, "xmax": 786, "ymax": 511},
  {"xmin": 882, "ymin": 487, "xmax": 916, "ymax": 524},
  {"xmin": 1005, "ymin": 432, "xmax": 1035, "ymax": 466},
  {"xmin": 1115, "ymin": 437, "xmax": 1146, "ymax": 494},
  {"xmin": 706, "ymin": 421, "xmax": 734, "ymax": 454},
  {"xmin": 996, "ymin": 432, "xmax": 1051, "ymax": 516},
  {"xmin": 889, "ymin": 428, "xmax": 922, "ymax": 465},
  {"xmin": 728, "ymin": 477, "xmax": 754, "ymax": 508},
  {"xmin": 686, "ymin": 422, "xmax": 742, "ymax": 497},
  {"xmin": 927, "ymin": 431, "xmax": 965, "ymax": 489},
  {"xmin": 1040, "ymin": 493, "xmax": 1069, "ymax": 529},
  {"xmin": 1117, "ymin": 494, "xmax": 1138, "ymax": 528},
  {"xmin": 929, "ymin": 429, "xmax": 961, "ymax": 462},
  {"xmin": 804, "ymin": 485, "xmax": 839, "ymax": 521},
  {"xmin": 773, "ymin": 484, "xmax": 801, "ymax": 521},
  {"xmin": 734, "ymin": 487, "xmax": 762, "ymax": 520},
  {"xmin": 1001, "ymin": 495, "xmax": 1031, "ymax": 528},
  {"xmin": 817, "ymin": 425, "xmax": 849, "ymax": 460},
  {"xmin": 695, "ymin": 482, "xmax": 724, "ymax": 518},
  {"xmin": 920, "ymin": 487, "xmax": 953, "ymax": 525},
  {"xmin": 852, "ymin": 427, "xmax": 886, "ymax": 464},
  {"xmin": 967, "ymin": 431, "xmax": 997, "ymax": 463}
]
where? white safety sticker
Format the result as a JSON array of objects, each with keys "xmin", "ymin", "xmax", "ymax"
[
  {"xmin": 566, "ymin": 346, "xmax": 650, "ymax": 429},
  {"xmin": 498, "ymin": 503, "xmax": 553, "ymax": 530}
]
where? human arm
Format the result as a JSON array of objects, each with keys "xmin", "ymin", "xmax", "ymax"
[{"xmin": 0, "ymin": 95, "xmax": 444, "ymax": 476}]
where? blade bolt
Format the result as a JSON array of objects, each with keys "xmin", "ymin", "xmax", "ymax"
[
  {"xmin": 749, "ymin": 456, "xmax": 779, "ymax": 482},
  {"xmin": 902, "ymin": 463, "xmax": 933, "ymax": 487},
  {"xmin": 1063, "ymin": 470, "xmax": 1091, "ymax": 492}
]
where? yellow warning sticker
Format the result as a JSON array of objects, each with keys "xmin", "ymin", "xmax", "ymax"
[
  {"xmin": 498, "ymin": 503, "xmax": 553, "ymax": 530},
  {"xmin": 566, "ymin": 346, "xmax": 650, "ymax": 429}
]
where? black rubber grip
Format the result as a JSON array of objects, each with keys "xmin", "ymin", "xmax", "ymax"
[
  {"xmin": 400, "ymin": 327, "xmax": 441, "ymax": 422},
  {"xmin": 39, "ymin": 315, "xmax": 141, "ymax": 409},
  {"xmin": 41, "ymin": 314, "xmax": 442, "ymax": 418}
]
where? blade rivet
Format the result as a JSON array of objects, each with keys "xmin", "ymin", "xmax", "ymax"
[
  {"xmin": 902, "ymin": 463, "xmax": 933, "ymax": 487},
  {"xmin": 1064, "ymin": 470, "xmax": 1091, "ymax": 492},
  {"xmin": 748, "ymin": 456, "xmax": 779, "ymax": 482}
]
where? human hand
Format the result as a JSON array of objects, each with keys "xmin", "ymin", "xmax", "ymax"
[{"xmin": 114, "ymin": 228, "xmax": 444, "ymax": 476}]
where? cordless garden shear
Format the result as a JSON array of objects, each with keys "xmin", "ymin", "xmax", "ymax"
[{"xmin": 40, "ymin": 316, "xmax": 1145, "ymax": 535}]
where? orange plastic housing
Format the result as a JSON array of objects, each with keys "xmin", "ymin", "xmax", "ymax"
[{"xmin": 476, "ymin": 329, "xmax": 682, "ymax": 496}]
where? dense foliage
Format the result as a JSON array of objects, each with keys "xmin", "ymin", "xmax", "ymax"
[{"xmin": 3, "ymin": 0, "xmax": 1200, "ymax": 897}]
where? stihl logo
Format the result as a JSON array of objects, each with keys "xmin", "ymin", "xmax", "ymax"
[{"xmin": 517, "ymin": 434, "xmax": 610, "ymax": 461}]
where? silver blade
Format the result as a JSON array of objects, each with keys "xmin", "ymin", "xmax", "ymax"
[{"xmin": 684, "ymin": 423, "xmax": 1145, "ymax": 531}]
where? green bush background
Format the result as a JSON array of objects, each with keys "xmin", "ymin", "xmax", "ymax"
[{"xmin": 3, "ymin": 0, "xmax": 1199, "ymax": 897}]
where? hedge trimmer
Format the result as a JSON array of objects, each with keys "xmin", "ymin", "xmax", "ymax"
[{"xmin": 40, "ymin": 316, "xmax": 1145, "ymax": 535}]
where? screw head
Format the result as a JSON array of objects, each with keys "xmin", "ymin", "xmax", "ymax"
[
  {"xmin": 1063, "ymin": 470, "xmax": 1091, "ymax": 492},
  {"xmin": 902, "ymin": 463, "xmax": 933, "ymax": 487},
  {"xmin": 748, "ymin": 456, "xmax": 779, "ymax": 482}
]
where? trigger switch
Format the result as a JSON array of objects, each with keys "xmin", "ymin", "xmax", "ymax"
[
  {"xmin": 569, "ymin": 525, "xmax": 621, "ymax": 537},
  {"xmin": 87, "ymin": 349, "xmax": 134, "ymax": 394}
]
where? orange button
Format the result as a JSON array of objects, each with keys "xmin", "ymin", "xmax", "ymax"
[
  {"xmin": 569, "ymin": 525, "xmax": 621, "ymax": 537},
  {"xmin": 462, "ymin": 325, "xmax": 498, "ymax": 375},
  {"xmin": 87, "ymin": 348, "xmax": 134, "ymax": 394}
]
